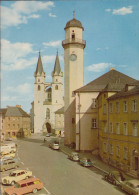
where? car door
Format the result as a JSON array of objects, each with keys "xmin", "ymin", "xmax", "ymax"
[
  {"xmin": 20, "ymin": 171, "xmax": 26, "ymax": 180},
  {"xmin": 20, "ymin": 183, "xmax": 29, "ymax": 194}
]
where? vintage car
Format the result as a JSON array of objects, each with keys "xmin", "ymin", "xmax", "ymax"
[
  {"xmin": 49, "ymin": 140, "xmax": 60, "ymax": 150},
  {"xmin": 2, "ymin": 169, "xmax": 32, "ymax": 185},
  {"xmin": 68, "ymin": 152, "xmax": 79, "ymax": 161},
  {"xmin": 104, "ymin": 170, "xmax": 125, "ymax": 185},
  {"xmin": 79, "ymin": 158, "xmax": 93, "ymax": 167},
  {"xmin": 119, "ymin": 180, "xmax": 139, "ymax": 195},
  {"xmin": 0, "ymin": 158, "xmax": 19, "ymax": 172},
  {"xmin": 4, "ymin": 177, "xmax": 44, "ymax": 195},
  {"xmin": 1, "ymin": 152, "xmax": 15, "ymax": 159}
]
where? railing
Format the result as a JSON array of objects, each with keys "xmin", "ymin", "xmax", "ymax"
[{"xmin": 62, "ymin": 38, "xmax": 86, "ymax": 46}]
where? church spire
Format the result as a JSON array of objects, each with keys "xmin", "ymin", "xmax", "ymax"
[
  {"xmin": 35, "ymin": 51, "xmax": 44, "ymax": 75},
  {"xmin": 52, "ymin": 50, "xmax": 62, "ymax": 76}
]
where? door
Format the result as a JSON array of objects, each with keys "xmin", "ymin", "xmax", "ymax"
[{"xmin": 135, "ymin": 157, "xmax": 138, "ymax": 170}]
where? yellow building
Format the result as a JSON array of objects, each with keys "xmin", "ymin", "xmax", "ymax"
[{"xmin": 98, "ymin": 82, "xmax": 139, "ymax": 178}]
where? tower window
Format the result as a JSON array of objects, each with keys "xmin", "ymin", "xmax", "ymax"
[
  {"xmin": 55, "ymin": 85, "xmax": 58, "ymax": 90},
  {"xmin": 72, "ymin": 33, "xmax": 75, "ymax": 40},
  {"xmin": 38, "ymin": 85, "xmax": 41, "ymax": 91},
  {"xmin": 38, "ymin": 79, "xmax": 40, "ymax": 82}
]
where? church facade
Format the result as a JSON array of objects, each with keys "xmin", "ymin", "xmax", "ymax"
[{"xmin": 32, "ymin": 51, "xmax": 64, "ymax": 134}]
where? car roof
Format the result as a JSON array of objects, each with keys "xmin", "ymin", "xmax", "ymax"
[
  {"xmin": 127, "ymin": 180, "xmax": 139, "ymax": 185},
  {"xmin": 10, "ymin": 170, "xmax": 27, "ymax": 174},
  {"xmin": 17, "ymin": 177, "xmax": 39, "ymax": 185}
]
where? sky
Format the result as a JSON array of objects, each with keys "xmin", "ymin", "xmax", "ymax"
[{"xmin": 1, "ymin": 0, "xmax": 139, "ymax": 113}]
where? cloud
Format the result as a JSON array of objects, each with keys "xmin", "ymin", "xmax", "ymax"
[
  {"xmin": 1, "ymin": 39, "xmax": 37, "ymax": 70},
  {"xmin": 105, "ymin": 9, "xmax": 111, "ymax": 12},
  {"xmin": 48, "ymin": 13, "xmax": 56, "ymax": 18},
  {"xmin": 43, "ymin": 40, "xmax": 61, "ymax": 47},
  {"xmin": 1, "ymin": 1, "xmax": 55, "ymax": 28},
  {"xmin": 112, "ymin": 6, "xmax": 133, "ymax": 15},
  {"xmin": 87, "ymin": 63, "xmax": 113, "ymax": 72},
  {"xmin": 6, "ymin": 83, "xmax": 32, "ymax": 94}
]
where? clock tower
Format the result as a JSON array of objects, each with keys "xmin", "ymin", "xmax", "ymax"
[{"xmin": 62, "ymin": 13, "xmax": 86, "ymax": 145}]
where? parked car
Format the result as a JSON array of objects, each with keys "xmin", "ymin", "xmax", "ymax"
[
  {"xmin": 4, "ymin": 177, "xmax": 44, "ymax": 195},
  {"xmin": 68, "ymin": 152, "xmax": 79, "ymax": 161},
  {"xmin": 1, "ymin": 152, "xmax": 15, "ymax": 159},
  {"xmin": 79, "ymin": 158, "xmax": 93, "ymax": 167},
  {"xmin": 0, "ymin": 158, "xmax": 19, "ymax": 172},
  {"xmin": 2, "ymin": 169, "xmax": 32, "ymax": 185},
  {"xmin": 104, "ymin": 170, "xmax": 125, "ymax": 185},
  {"xmin": 5, "ymin": 137, "xmax": 13, "ymax": 141},
  {"xmin": 119, "ymin": 180, "xmax": 139, "ymax": 195},
  {"xmin": 0, "ymin": 144, "xmax": 16, "ymax": 155},
  {"xmin": 49, "ymin": 140, "xmax": 60, "ymax": 150}
]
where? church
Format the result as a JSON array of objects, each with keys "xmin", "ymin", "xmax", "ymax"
[{"xmin": 31, "ymin": 51, "xmax": 64, "ymax": 134}]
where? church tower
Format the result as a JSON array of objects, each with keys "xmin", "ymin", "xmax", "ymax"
[
  {"xmin": 34, "ymin": 52, "xmax": 46, "ymax": 133},
  {"xmin": 51, "ymin": 51, "xmax": 63, "ymax": 105},
  {"xmin": 62, "ymin": 13, "xmax": 86, "ymax": 145}
]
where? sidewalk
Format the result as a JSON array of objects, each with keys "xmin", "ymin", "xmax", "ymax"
[{"xmin": 59, "ymin": 139, "xmax": 132, "ymax": 179}]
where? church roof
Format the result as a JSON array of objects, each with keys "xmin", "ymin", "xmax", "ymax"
[
  {"xmin": 55, "ymin": 107, "xmax": 64, "ymax": 114},
  {"xmin": 52, "ymin": 51, "xmax": 62, "ymax": 76},
  {"xmin": 65, "ymin": 13, "xmax": 84, "ymax": 30},
  {"xmin": 74, "ymin": 69, "xmax": 137, "ymax": 93},
  {"xmin": 35, "ymin": 52, "xmax": 44, "ymax": 75}
]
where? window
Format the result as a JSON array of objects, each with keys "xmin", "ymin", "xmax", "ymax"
[
  {"xmin": 38, "ymin": 79, "xmax": 40, "ymax": 82},
  {"xmin": 116, "ymin": 102, "xmax": 120, "ymax": 113},
  {"xmin": 123, "ymin": 147, "xmax": 128, "ymax": 160},
  {"xmin": 103, "ymin": 142, "xmax": 107, "ymax": 153},
  {"xmin": 104, "ymin": 122, "xmax": 107, "ymax": 133},
  {"xmin": 48, "ymin": 93, "xmax": 51, "ymax": 99},
  {"xmin": 123, "ymin": 101, "xmax": 128, "ymax": 112},
  {"xmin": 109, "ymin": 103, "xmax": 113, "ymax": 113},
  {"xmin": 123, "ymin": 123, "xmax": 128, "ymax": 135},
  {"xmin": 46, "ymin": 108, "xmax": 50, "ymax": 119},
  {"xmin": 110, "ymin": 144, "xmax": 113, "ymax": 155},
  {"xmin": 116, "ymin": 123, "xmax": 120, "ymax": 134},
  {"xmin": 55, "ymin": 85, "xmax": 58, "ymax": 90},
  {"xmin": 92, "ymin": 119, "xmax": 97, "ymax": 129},
  {"xmin": 21, "ymin": 184, "xmax": 27, "ymax": 187},
  {"xmin": 103, "ymin": 104, "xmax": 107, "ymax": 114},
  {"xmin": 132, "ymin": 99, "xmax": 137, "ymax": 112},
  {"xmin": 27, "ymin": 182, "xmax": 34, "ymax": 186},
  {"xmin": 72, "ymin": 33, "xmax": 75, "ymax": 40},
  {"xmin": 132, "ymin": 122, "xmax": 138, "ymax": 136},
  {"xmin": 38, "ymin": 85, "xmax": 41, "ymax": 91},
  {"xmin": 72, "ymin": 118, "xmax": 75, "ymax": 124},
  {"xmin": 110, "ymin": 122, "xmax": 113, "ymax": 133},
  {"xmin": 116, "ymin": 146, "xmax": 120, "ymax": 157},
  {"xmin": 92, "ymin": 99, "xmax": 97, "ymax": 108}
]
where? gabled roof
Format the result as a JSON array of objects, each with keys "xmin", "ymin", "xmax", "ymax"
[
  {"xmin": 4, "ymin": 106, "xmax": 30, "ymax": 117},
  {"xmin": 52, "ymin": 51, "xmax": 62, "ymax": 76},
  {"xmin": 108, "ymin": 83, "xmax": 139, "ymax": 100},
  {"xmin": 35, "ymin": 52, "xmax": 44, "ymax": 75},
  {"xmin": 74, "ymin": 69, "xmax": 137, "ymax": 93}
]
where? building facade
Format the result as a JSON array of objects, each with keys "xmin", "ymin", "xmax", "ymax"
[
  {"xmin": 98, "ymin": 82, "xmax": 139, "ymax": 178},
  {"xmin": 0, "ymin": 105, "xmax": 30, "ymax": 139},
  {"xmin": 33, "ymin": 51, "xmax": 64, "ymax": 134}
]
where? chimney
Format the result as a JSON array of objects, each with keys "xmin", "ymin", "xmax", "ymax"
[
  {"xmin": 16, "ymin": 105, "xmax": 21, "ymax": 108},
  {"xmin": 110, "ymin": 68, "xmax": 115, "ymax": 71}
]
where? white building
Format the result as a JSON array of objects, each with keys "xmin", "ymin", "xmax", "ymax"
[{"xmin": 33, "ymin": 51, "xmax": 64, "ymax": 134}]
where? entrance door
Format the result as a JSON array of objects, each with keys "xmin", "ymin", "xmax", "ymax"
[
  {"xmin": 46, "ymin": 123, "xmax": 51, "ymax": 133},
  {"xmin": 135, "ymin": 157, "xmax": 138, "ymax": 170}
]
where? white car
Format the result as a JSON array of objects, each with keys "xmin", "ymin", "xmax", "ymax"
[
  {"xmin": 49, "ymin": 141, "xmax": 60, "ymax": 150},
  {"xmin": 2, "ymin": 170, "xmax": 32, "ymax": 185}
]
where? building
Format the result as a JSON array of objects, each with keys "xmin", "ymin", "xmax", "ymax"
[
  {"xmin": 0, "ymin": 105, "xmax": 30, "ymax": 138},
  {"xmin": 98, "ymin": 81, "xmax": 139, "ymax": 178},
  {"xmin": 55, "ymin": 107, "xmax": 64, "ymax": 136},
  {"xmin": 33, "ymin": 51, "xmax": 64, "ymax": 134},
  {"xmin": 62, "ymin": 13, "xmax": 86, "ymax": 146}
]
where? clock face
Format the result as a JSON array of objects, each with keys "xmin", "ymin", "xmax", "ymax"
[{"xmin": 70, "ymin": 54, "xmax": 77, "ymax": 61}]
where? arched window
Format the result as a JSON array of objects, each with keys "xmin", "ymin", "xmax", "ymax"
[
  {"xmin": 38, "ymin": 85, "xmax": 41, "ymax": 91},
  {"xmin": 55, "ymin": 85, "xmax": 58, "ymax": 90},
  {"xmin": 46, "ymin": 108, "xmax": 50, "ymax": 119}
]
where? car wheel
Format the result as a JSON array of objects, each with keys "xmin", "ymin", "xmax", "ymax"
[
  {"xmin": 33, "ymin": 188, "xmax": 38, "ymax": 193},
  {"xmin": 11, "ymin": 181, "xmax": 15, "ymax": 185}
]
